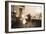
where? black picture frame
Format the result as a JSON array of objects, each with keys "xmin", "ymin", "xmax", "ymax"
[{"xmin": 5, "ymin": 1, "xmax": 45, "ymax": 33}]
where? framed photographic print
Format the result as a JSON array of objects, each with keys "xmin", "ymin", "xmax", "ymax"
[{"xmin": 5, "ymin": 1, "xmax": 45, "ymax": 33}]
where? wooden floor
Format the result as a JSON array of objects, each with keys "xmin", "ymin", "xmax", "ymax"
[{"xmin": 11, "ymin": 17, "xmax": 41, "ymax": 28}]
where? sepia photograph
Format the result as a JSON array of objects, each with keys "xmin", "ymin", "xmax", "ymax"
[
  {"xmin": 5, "ymin": 1, "xmax": 45, "ymax": 33},
  {"xmin": 11, "ymin": 5, "xmax": 42, "ymax": 28}
]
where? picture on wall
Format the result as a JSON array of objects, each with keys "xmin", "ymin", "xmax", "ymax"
[{"xmin": 5, "ymin": 1, "xmax": 45, "ymax": 33}]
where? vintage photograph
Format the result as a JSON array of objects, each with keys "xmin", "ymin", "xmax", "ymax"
[
  {"xmin": 5, "ymin": 1, "xmax": 45, "ymax": 32},
  {"xmin": 11, "ymin": 5, "xmax": 42, "ymax": 28}
]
